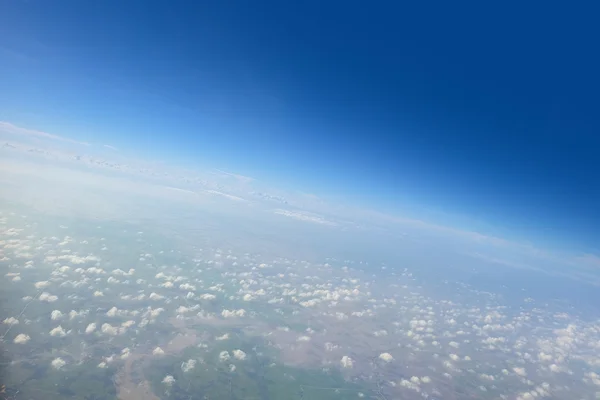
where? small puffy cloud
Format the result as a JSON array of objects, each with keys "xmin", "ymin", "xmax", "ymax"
[
  {"xmin": 49, "ymin": 325, "xmax": 67, "ymax": 337},
  {"xmin": 153, "ymin": 347, "xmax": 165, "ymax": 356},
  {"xmin": 200, "ymin": 293, "xmax": 216, "ymax": 300},
  {"xmin": 51, "ymin": 357, "xmax": 66, "ymax": 370},
  {"xmin": 106, "ymin": 307, "xmax": 120, "ymax": 317},
  {"xmin": 513, "ymin": 367, "xmax": 527, "ymax": 377},
  {"xmin": 149, "ymin": 292, "xmax": 164, "ymax": 300},
  {"xmin": 34, "ymin": 281, "xmax": 51, "ymax": 289},
  {"xmin": 340, "ymin": 356, "xmax": 354, "ymax": 368},
  {"xmin": 379, "ymin": 353, "xmax": 394, "ymax": 362},
  {"xmin": 297, "ymin": 335, "xmax": 311, "ymax": 342},
  {"xmin": 180, "ymin": 283, "xmax": 196, "ymax": 291},
  {"xmin": 85, "ymin": 323, "xmax": 96, "ymax": 334},
  {"xmin": 14, "ymin": 333, "xmax": 30, "ymax": 344},
  {"xmin": 69, "ymin": 309, "xmax": 87, "ymax": 319},
  {"xmin": 182, "ymin": 359, "xmax": 197, "ymax": 372},
  {"xmin": 50, "ymin": 310, "xmax": 63, "ymax": 320},
  {"xmin": 219, "ymin": 351, "xmax": 231, "ymax": 362},
  {"xmin": 39, "ymin": 292, "xmax": 58, "ymax": 302},
  {"xmin": 101, "ymin": 323, "xmax": 120, "ymax": 336},
  {"xmin": 2, "ymin": 317, "xmax": 19, "ymax": 325},
  {"xmin": 233, "ymin": 349, "xmax": 247, "ymax": 360},
  {"xmin": 120, "ymin": 347, "xmax": 131, "ymax": 360},
  {"xmin": 221, "ymin": 309, "xmax": 246, "ymax": 318},
  {"xmin": 93, "ymin": 291, "xmax": 104, "ymax": 297},
  {"xmin": 215, "ymin": 333, "xmax": 229, "ymax": 341},
  {"xmin": 162, "ymin": 375, "xmax": 176, "ymax": 386}
]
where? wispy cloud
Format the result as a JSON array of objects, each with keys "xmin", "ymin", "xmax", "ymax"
[
  {"xmin": 274, "ymin": 209, "xmax": 336, "ymax": 226},
  {"xmin": 103, "ymin": 144, "xmax": 118, "ymax": 151},
  {"xmin": 213, "ymin": 169, "xmax": 254, "ymax": 183},
  {"xmin": 0, "ymin": 121, "xmax": 89, "ymax": 146}
]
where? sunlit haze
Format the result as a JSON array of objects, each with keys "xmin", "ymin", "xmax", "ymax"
[{"xmin": 1, "ymin": 2, "xmax": 600, "ymax": 400}]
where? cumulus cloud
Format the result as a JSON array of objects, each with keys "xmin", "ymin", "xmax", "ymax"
[
  {"xmin": 85, "ymin": 323, "xmax": 96, "ymax": 334},
  {"xmin": 50, "ymin": 310, "xmax": 64, "ymax": 320},
  {"xmin": 49, "ymin": 325, "xmax": 67, "ymax": 337},
  {"xmin": 34, "ymin": 281, "xmax": 51, "ymax": 289},
  {"xmin": 39, "ymin": 292, "xmax": 58, "ymax": 302},
  {"xmin": 181, "ymin": 359, "xmax": 197, "ymax": 372},
  {"xmin": 221, "ymin": 309, "xmax": 246, "ymax": 318},
  {"xmin": 14, "ymin": 333, "xmax": 30, "ymax": 344},
  {"xmin": 105, "ymin": 307, "xmax": 118, "ymax": 317},
  {"xmin": 153, "ymin": 347, "xmax": 165, "ymax": 356},
  {"xmin": 379, "ymin": 353, "xmax": 394, "ymax": 362},
  {"xmin": 149, "ymin": 292, "xmax": 164, "ymax": 300},
  {"xmin": 3, "ymin": 317, "xmax": 19, "ymax": 325},
  {"xmin": 232, "ymin": 349, "xmax": 247, "ymax": 360},
  {"xmin": 340, "ymin": 356, "xmax": 354, "ymax": 368},
  {"xmin": 51, "ymin": 357, "xmax": 66, "ymax": 370},
  {"xmin": 162, "ymin": 375, "xmax": 175, "ymax": 386},
  {"xmin": 219, "ymin": 351, "xmax": 230, "ymax": 362},
  {"xmin": 101, "ymin": 323, "xmax": 120, "ymax": 336}
]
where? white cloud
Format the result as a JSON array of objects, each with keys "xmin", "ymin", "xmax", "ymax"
[
  {"xmin": 101, "ymin": 323, "xmax": 120, "ymax": 336},
  {"xmin": 85, "ymin": 323, "xmax": 97, "ymax": 334},
  {"xmin": 34, "ymin": 281, "xmax": 51, "ymax": 289},
  {"xmin": 221, "ymin": 309, "xmax": 246, "ymax": 318},
  {"xmin": 39, "ymin": 292, "xmax": 58, "ymax": 302},
  {"xmin": 3, "ymin": 317, "xmax": 19, "ymax": 325},
  {"xmin": 153, "ymin": 347, "xmax": 165, "ymax": 356},
  {"xmin": 340, "ymin": 356, "xmax": 353, "ymax": 368},
  {"xmin": 162, "ymin": 375, "xmax": 176, "ymax": 386},
  {"xmin": 181, "ymin": 359, "xmax": 197, "ymax": 372},
  {"xmin": 219, "ymin": 351, "xmax": 230, "ymax": 362},
  {"xmin": 49, "ymin": 325, "xmax": 67, "ymax": 337},
  {"xmin": 513, "ymin": 367, "xmax": 527, "ymax": 377},
  {"xmin": 51, "ymin": 357, "xmax": 67, "ymax": 370},
  {"xmin": 106, "ymin": 307, "xmax": 120, "ymax": 317},
  {"xmin": 50, "ymin": 310, "xmax": 63, "ymax": 320},
  {"xmin": 149, "ymin": 292, "xmax": 164, "ymax": 300},
  {"xmin": 14, "ymin": 333, "xmax": 30, "ymax": 344},
  {"xmin": 379, "ymin": 353, "xmax": 394, "ymax": 362},
  {"xmin": 233, "ymin": 349, "xmax": 247, "ymax": 360}
]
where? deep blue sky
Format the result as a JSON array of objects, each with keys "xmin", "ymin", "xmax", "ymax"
[{"xmin": 1, "ymin": 1, "xmax": 599, "ymax": 250}]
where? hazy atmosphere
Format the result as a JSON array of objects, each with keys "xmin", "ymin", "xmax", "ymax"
[
  {"xmin": 1, "ymin": 2, "xmax": 600, "ymax": 400},
  {"xmin": 1, "ymin": 127, "xmax": 600, "ymax": 400}
]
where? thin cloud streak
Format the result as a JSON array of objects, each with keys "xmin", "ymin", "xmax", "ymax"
[{"xmin": 0, "ymin": 121, "xmax": 90, "ymax": 146}]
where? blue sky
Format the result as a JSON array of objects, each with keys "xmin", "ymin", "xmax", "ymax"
[{"xmin": 1, "ymin": 1, "xmax": 599, "ymax": 251}]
